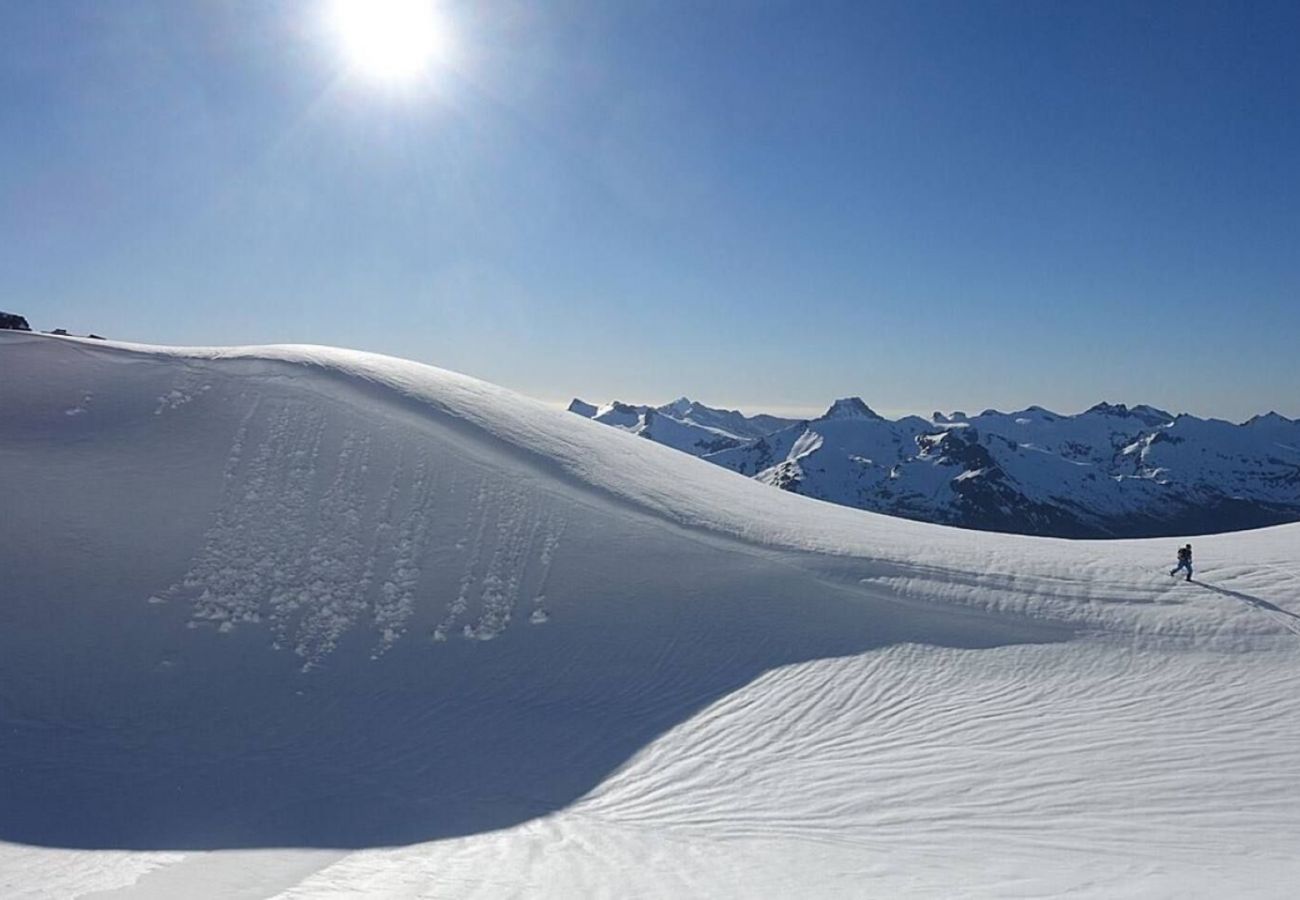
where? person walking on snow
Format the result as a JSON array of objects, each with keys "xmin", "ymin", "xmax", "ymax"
[{"xmin": 1170, "ymin": 544, "xmax": 1193, "ymax": 581}]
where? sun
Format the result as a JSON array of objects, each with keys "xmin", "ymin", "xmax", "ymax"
[{"xmin": 328, "ymin": 0, "xmax": 450, "ymax": 84}]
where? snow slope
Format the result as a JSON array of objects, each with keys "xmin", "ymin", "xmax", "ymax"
[{"xmin": 2, "ymin": 331, "xmax": 1299, "ymax": 898}]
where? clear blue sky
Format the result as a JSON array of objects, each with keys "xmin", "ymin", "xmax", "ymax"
[{"xmin": 2, "ymin": 1, "xmax": 1297, "ymax": 420}]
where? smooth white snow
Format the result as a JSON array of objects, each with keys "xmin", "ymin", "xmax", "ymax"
[{"xmin": 1, "ymin": 331, "xmax": 1298, "ymax": 898}]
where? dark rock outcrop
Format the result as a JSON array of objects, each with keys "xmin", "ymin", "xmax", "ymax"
[{"xmin": 1, "ymin": 311, "xmax": 31, "ymax": 331}]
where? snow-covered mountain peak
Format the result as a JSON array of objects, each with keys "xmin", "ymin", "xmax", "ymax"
[
  {"xmin": 1132, "ymin": 403, "xmax": 1175, "ymax": 423},
  {"xmin": 819, "ymin": 397, "xmax": 882, "ymax": 420},
  {"xmin": 659, "ymin": 396, "xmax": 695, "ymax": 416},
  {"xmin": 1008, "ymin": 405, "xmax": 1061, "ymax": 422},
  {"xmin": 1083, "ymin": 401, "xmax": 1173, "ymax": 426},
  {"xmin": 1246, "ymin": 411, "xmax": 1295, "ymax": 426}
]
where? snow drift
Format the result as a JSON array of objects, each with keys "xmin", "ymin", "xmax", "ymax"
[{"xmin": 2, "ymin": 332, "xmax": 1298, "ymax": 898}]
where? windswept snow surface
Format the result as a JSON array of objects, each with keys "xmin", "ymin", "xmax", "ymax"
[{"xmin": 2, "ymin": 332, "xmax": 1299, "ymax": 898}]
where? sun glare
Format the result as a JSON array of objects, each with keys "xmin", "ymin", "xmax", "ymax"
[{"xmin": 328, "ymin": 0, "xmax": 449, "ymax": 84}]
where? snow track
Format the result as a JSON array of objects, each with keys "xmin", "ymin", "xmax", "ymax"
[{"xmin": 2, "ymin": 333, "xmax": 1299, "ymax": 898}]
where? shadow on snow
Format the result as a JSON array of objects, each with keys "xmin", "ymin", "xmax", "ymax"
[
  {"xmin": 0, "ymin": 545, "xmax": 1061, "ymax": 852},
  {"xmin": 0, "ymin": 338, "xmax": 1065, "ymax": 852},
  {"xmin": 1195, "ymin": 580, "xmax": 1300, "ymax": 635}
]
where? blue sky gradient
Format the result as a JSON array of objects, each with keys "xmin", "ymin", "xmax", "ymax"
[{"xmin": 2, "ymin": 1, "xmax": 1297, "ymax": 419}]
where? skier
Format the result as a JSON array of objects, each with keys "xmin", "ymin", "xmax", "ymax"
[{"xmin": 1170, "ymin": 544, "xmax": 1193, "ymax": 581}]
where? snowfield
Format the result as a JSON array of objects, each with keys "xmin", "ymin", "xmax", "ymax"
[{"xmin": 1, "ymin": 331, "xmax": 1298, "ymax": 898}]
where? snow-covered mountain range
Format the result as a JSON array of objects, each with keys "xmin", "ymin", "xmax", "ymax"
[
  {"xmin": 571, "ymin": 395, "xmax": 1300, "ymax": 538},
  {"xmin": 4, "ymin": 332, "xmax": 1300, "ymax": 898},
  {"xmin": 568, "ymin": 396, "xmax": 798, "ymax": 455}
]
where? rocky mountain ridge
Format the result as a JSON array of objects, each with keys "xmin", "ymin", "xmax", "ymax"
[{"xmin": 570, "ymin": 395, "xmax": 1300, "ymax": 538}]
